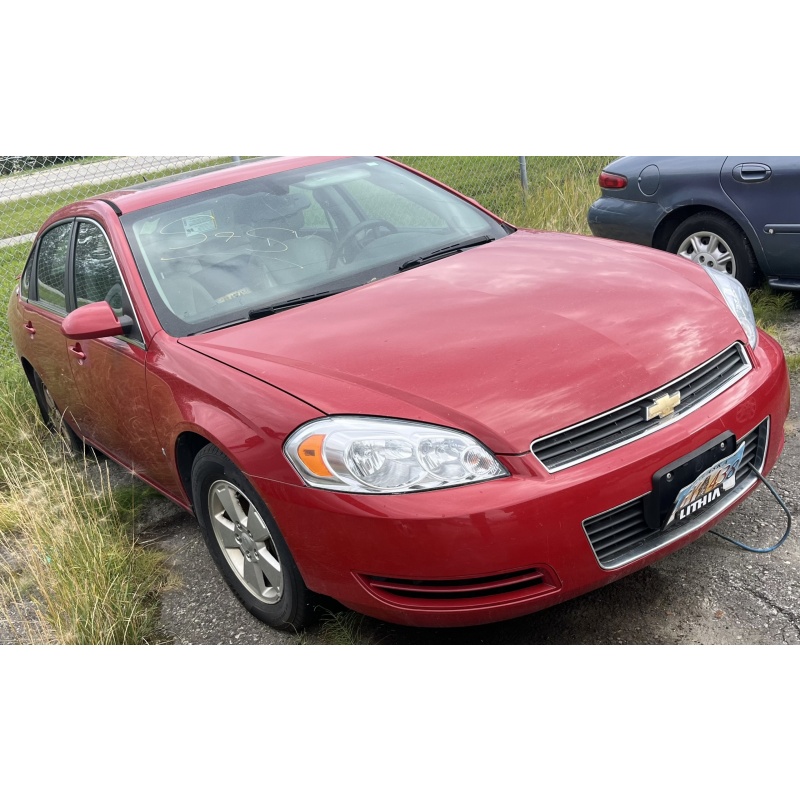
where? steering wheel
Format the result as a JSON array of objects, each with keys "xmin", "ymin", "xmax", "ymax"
[{"xmin": 329, "ymin": 219, "xmax": 398, "ymax": 269}]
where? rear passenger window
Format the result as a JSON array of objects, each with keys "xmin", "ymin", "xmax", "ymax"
[{"xmin": 36, "ymin": 222, "xmax": 72, "ymax": 312}]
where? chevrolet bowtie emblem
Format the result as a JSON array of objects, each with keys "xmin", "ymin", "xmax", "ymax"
[{"xmin": 646, "ymin": 391, "xmax": 681, "ymax": 421}]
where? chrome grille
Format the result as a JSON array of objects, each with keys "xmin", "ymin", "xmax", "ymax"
[
  {"xmin": 583, "ymin": 419, "xmax": 769, "ymax": 569},
  {"xmin": 532, "ymin": 344, "xmax": 751, "ymax": 472}
]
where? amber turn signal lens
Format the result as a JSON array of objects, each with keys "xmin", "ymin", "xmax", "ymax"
[{"xmin": 296, "ymin": 434, "xmax": 333, "ymax": 477}]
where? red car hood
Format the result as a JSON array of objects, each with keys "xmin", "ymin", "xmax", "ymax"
[{"xmin": 180, "ymin": 229, "xmax": 744, "ymax": 454}]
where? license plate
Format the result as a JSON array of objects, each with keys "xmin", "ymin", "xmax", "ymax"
[
  {"xmin": 663, "ymin": 441, "xmax": 747, "ymax": 530},
  {"xmin": 645, "ymin": 432, "xmax": 734, "ymax": 530}
]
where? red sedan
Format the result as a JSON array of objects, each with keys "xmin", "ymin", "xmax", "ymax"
[{"xmin": 7, "ymin": 156, "xmax": 790, "ymax": 629}]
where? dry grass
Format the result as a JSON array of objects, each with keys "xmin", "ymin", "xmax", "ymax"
[
  {"xmin": 0, "ymin": 368, "xmax": 169, "ymax": 644},
  {"xmin": 396, "ymin": 156, "xmax": 610, "ymax": 235},
  {"xmin": 316, "ymin": 609, "xmax": 379, "ymax": 645}
]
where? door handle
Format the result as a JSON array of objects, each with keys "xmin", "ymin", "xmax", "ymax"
[
  {"xmin": 732, "ymin": 163, "xmax": 772, "ymax": 183},
  {"xmin": 23, "ymin": 321, "xmax": 36, "ymax": 337},
  {"xmin": 69, "ymin": 343, "xmax": 86, "ymax": 363}
]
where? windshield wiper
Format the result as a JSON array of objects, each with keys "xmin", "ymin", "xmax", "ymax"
[
  {"xmin": 400, "ymin": 235, "xmax": 495, "ymax": 271},
  {"xmin": 248, "ymin": 290, "xmax": 344, "ymax": 319},
  {"xmin": 186, "ymin": 289, "xmax": 348, "ymax": 334}
]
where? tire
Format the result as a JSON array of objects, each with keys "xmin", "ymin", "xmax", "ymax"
[
  {"xmin": 31, "ymin": 370, "xmax": 84, "ymax": 454},
  {"xmin": 666, "ymin": 212, "xmax": 760, "ymax": 289},
  {"xmin": 191, "ymin": 444, "xmax": 314, "ymax": 631}
]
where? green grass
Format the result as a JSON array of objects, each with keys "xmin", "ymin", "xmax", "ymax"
[
  {"xmin": 0, "ymin": 243, "xmax": 30, "ymax": 355},
  {"xmin": 750, "ymin": 287, "xmax": 797, "ymax": 327},
  {"xmin": 749, "ymin": 287, "xmax": 800, "ymax": 373},
  {"xmin": 786, "ymin": 353, "xmax": 800, "ymax": 372}
]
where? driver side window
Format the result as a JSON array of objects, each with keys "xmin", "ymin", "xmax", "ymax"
[{"xmin": 74, "ymin": 221, "xmax": 142, "ymax": 344}]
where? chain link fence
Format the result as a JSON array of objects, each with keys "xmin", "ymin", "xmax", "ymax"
[
  {"xmin": 1, "ymin": 157, "xmax": 229, "ymax": 365},
  {"xmin": 1, "ymin": 155, "xmax": 610, "ymax": 365}
]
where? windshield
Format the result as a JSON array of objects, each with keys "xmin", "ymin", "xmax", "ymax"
[{"xmin": 121, "ymin": 157, "xmax": 511, "ymax": 336}]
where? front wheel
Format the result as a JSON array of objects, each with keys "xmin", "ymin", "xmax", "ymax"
[
  {"xmin": 191, "ymin": 444, "xmax": 314, "ymax": 630},
  {"xmin": 666, "ymin": 212, "xmax": 760, "ymax": 289}
]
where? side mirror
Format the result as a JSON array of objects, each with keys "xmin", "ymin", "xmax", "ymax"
[{"xmin": 61, "ymin": 301, "xmax": 131, "ymax": 340}]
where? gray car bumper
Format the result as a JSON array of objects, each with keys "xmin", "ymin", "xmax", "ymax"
[{"xmin": 587, "ymin": 197, "xmax": 663, "ymax": 247}]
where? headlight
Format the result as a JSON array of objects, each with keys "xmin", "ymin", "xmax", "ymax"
[
  {"xmin": 705, "ymin": 268, "xmax": 758, "ymax": 348},
  {"xmin": 284, "ymin": 417, "xmax": 509, "ymax": 493}
]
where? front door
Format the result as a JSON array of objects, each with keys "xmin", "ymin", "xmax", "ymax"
[{"xmin": 63, "ymin": 219, "xmax": 168, "ymax": 485}]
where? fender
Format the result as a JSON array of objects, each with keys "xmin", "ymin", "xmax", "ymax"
[
  {"xmin": 656, "ymin": 168, "xmax": 768, "ymax": 270},
  {"xmin": 145, "ymin": 331, "xmax": 323, "ymax": 503}
]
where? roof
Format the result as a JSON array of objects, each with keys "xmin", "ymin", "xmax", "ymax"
[{"xmin": 93, "ymin": 155, "xmax": 348, "ymax": 215}]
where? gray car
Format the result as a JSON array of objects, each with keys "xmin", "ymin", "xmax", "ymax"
[{"xmin": 587, "ymin": 156, "xmax": 800, "ymax": 290}]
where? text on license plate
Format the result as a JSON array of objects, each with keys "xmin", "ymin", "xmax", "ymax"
[{"xmin": 664, "ymin": 441, "xmax": 747, "ymax": 529}]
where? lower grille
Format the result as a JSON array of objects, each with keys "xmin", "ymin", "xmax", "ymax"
[
  {"xmin": 583, "ymin": 419, "xmax": 769, "ymax": 569},
  {"xmin": 358, "ymin": 566, "xmax": 560, "ymax": 609}
]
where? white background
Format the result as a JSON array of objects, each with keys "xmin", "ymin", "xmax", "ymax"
[{"xmin": 2, "ymin": 5, "xmax": 796, "ymax": 796}]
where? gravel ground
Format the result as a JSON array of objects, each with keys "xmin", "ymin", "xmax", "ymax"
[{"xmin": 150, "ymin": 317, "xmax": 800, "ymax": 646}]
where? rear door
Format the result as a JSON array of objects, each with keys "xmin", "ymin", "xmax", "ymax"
[
  {"xmin": 16, "ymin": 221, "xmax": 85, "ymax": 428},
  {"xmin": 720, "ymin": 156, "xmax": 800, "ymax": 278}
]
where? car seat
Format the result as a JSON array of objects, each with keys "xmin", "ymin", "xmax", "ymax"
[{"xmin": 234, "ymin": 193, "xmax": 332, "ymax": 285}]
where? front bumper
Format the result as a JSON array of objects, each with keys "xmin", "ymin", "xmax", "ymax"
[{"xmin": 254, "ymin": 333, "xmax": 789, "ymax": 627}]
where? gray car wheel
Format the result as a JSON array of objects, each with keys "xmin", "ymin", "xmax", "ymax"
[{"xmin": 666, "ymin": 212, "xmax": 759, "ymax": 289}]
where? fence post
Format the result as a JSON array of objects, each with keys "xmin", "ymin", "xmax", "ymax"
[{"xmin": 518, "ymin": 157, "xmax": 529, "ymax": 194}]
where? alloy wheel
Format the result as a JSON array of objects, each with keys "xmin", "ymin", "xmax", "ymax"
[{"xmin": 208, "ymin": 479, "xmax": 283, "ymax": 603}]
